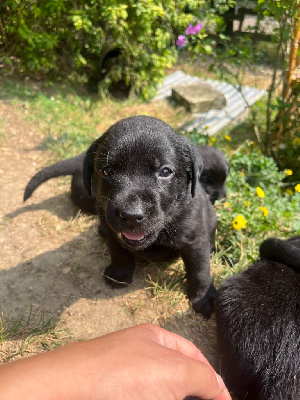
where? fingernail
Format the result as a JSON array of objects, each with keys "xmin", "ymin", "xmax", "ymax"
[{"xmin": 216, "ymin": 373, "xmax": 225, "ymax": 390}]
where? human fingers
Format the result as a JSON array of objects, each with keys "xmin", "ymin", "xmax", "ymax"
[
  {"xmin": 176, "ymin": 356, "xmax": 230, "ymax": 400},
  {"xmin": 185, "ymin": 386, "xmax": 231, "ymax": 400},
  {"xmin": 215, "ymin": 386, "xmax": 231, "ymax": 400},
  {"xmin": 138, "ymin": 324, "xmax": 211, "ymax": 365},
  {"xmin": 136, "ymin": 325, "xmax": 231, "ymax": 400}
]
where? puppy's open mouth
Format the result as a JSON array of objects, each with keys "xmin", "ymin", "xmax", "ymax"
[{"xmin": 119, "ymin": 231, "xmax": 150, "ymax": 246}]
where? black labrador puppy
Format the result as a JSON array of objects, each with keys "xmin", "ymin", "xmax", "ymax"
[
  {"xmin": 215, "ymin": 236, "xmax": 300, "ymax": 399},
  {"xmin": 23, "ymin": 146, "xmax": 228, "ymax": 211},
  {"xmin": 24, "ymin": 116, "xmax": 218, "ymax": 317},
  {"xmin": 82, "ymin": 115, "xmax": 217, "ymax": 317},
  {"xmin": 196, "ymin": 145, "xmax": 229, "ymax": 204}
]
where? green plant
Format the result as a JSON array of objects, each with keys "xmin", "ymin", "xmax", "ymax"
[
  {"xmin": 179, "ymin": 0, "xmax": 300, "ymax": 179},
  {"xmin": 216, "ymin": 140, "xmax": 300, "ymax": 258},
  {"xmin": 186, "ymin": 129, "xmax": 300, "ymax": 282},
  {"xmin": 0, "ymin": 0, "xmax": 219, "ymax": 99}
]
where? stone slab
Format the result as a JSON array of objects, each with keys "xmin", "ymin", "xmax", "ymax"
[
  {"xmin": 171, "ymin": 82, "xmax": 226, "ymax": 113},
  {"xmin": 152, "ymin": 71, "xmax": 266, "ymax": 136}
]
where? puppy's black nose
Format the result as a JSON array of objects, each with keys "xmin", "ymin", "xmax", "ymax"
[{"xmin": 119, "ymin": 208, "xmax": 145, "ymax": 227}]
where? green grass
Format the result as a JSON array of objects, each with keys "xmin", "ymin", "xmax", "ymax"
[
  {"xmin": 3, "ymin": 79, "xmax": 99, "ymax": 160},
  {"xmin": 0, "ymin": 307, "xmax": 71, "ymax": 362},
  {"xmin": 0, "ymin": 77, "xmax": 188, "ymax": 162}
]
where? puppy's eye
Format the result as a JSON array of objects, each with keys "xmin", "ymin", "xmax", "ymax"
[
  {"xmin": 101, "ymin": 166, "xmax": 114, "ymax": 177},
  {"xmin": 200, "ymin": 174, "xmax": 213, "ymax": 184},
  {"xmin": 159, "ymin": 167, "xmax": 173, "ymax": 178}
]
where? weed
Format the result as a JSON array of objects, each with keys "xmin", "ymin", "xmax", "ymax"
[
  {"xmin": 187, "ymin": 132, "xmax": 300, "ymax": 284},
  {"xmin": 147, "ymin": 261, "xmax": 187, "ymax": 310},
  {"xmin": 0, "ymin": 307, "xmax": 71, "ymax": 362}
]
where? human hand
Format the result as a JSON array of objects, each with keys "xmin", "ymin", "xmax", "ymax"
[{"xmin": 0, "ymin": 323, "xmax": 231, "ymax": 400}]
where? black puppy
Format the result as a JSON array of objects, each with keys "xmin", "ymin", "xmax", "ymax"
[
  {"xmin": 83, "ymin": 115, "xmax": 217, "ymax": 317},
  {"xmin": 197, "ymin": 145, "xmax": 228, "ymax": 204},
  {"xmin": 215, "ymin": 236, "xmax": 300, "ymax": 399},
  {"xmin": 23, "ymin": 146, "xmax": 228, "ymax": 211}
]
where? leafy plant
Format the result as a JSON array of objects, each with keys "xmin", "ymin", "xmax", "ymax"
[
  {"xmin": 216, "ymin": 141, "xmax": 300, "ymax": 262},
  {"xmin": 177, "ymin": 0, "xmax": 300, "ymax": 179},
  {"xmin": 0, "ymin": 0, "xmax": 219, "ymax": 99},
  {"xmin": 187, "ymin": 130, "xmax": 300, "ymax": 282}
]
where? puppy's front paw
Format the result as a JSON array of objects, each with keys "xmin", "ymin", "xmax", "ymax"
[
  {"xmin": 191, "ymin": 283, "xmax": 217, "ymax": 318},
  {"xmin": 104, "ymin": 264, "xmax": 133, "ymax": 288}
]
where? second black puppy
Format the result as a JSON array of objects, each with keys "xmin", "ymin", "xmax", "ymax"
[
  {"xmin": 215, "ymin": 236, "xmax": 300, "ymax": 399},
  {"xmin": 83, "ymin": 115, "xmax": 217, "ymax": 317},
  {"xmin": 197, "ymin": 145, "xmax": 229, "ymax": 204}
]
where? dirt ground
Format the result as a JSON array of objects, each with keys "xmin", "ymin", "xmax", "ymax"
[{"xmin": 0, "ymin": 102, "xmax": 217, "ymax": 366}]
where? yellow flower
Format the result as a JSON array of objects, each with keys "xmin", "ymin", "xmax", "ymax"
[
  {"xmin": 210, "ymin": 137, "xmax": 216, "ymax": 142},
  {"xmin": 241, "ymin": 171, "xmax": 245, "ymax": 176},
  {"xmin": 244, "ymin": 200, "xmax": 250, "ymax": 208},
  {"xmin": 256, "ymin": 186, "xmax": 265, "ymax": 198},
  {"xmin": 295, "ymin": 184, "xmax": 300, "ymax": 193},
  {"xmin": 225, "ymin": 135, "xmax": 232, "ymax": 142},
  {"xmin": 285, "ymin": 169, "xmax": 293, "ymax": 176},
  {"xmin": 223, "ymin": 201, "xmax": 231, "ymax": 208},
  {"xmin": 285, "ymin": 189, "xmax": 294, "ymax": 196},
  {"xmin": 232, "ymin": 214, "xmax": 247, "ymax": 230},
  {"xmin": 259, "ymin": 206, "xmax": 269, "ymax": 217},
  {"xmin": 292, "ymin": 138, "xmax": 300, "ymax": 146}
]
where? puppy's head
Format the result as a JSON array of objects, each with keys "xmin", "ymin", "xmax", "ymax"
[
  {"xmin": 83, "ymin": 116, "xmax": 201, "ymax": 250},
  {"xmin": 198, "ymin": 145, "xmax": 229, "ymax": 204}
]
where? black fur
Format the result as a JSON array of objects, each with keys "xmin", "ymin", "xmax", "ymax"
[
  {"xmin": 83, "ymin": 115, "xmax": 218, "ymax": 317},
  {"xmin": 23, "ymin": 153, "xmax": 97, "ymax": 213},
  {"xmin": 215, "ymin": 236, "xmax": 300, "ymax": 399},
  {"xmin": 23, "ymin": 147, "xmax": 228, "ymax": 211},
  {"xmin": 197, "ymin": 145, "xmax": 229, "ymax": 204}
]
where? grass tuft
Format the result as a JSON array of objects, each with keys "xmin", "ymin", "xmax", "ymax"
[{"xmin": 0, "ymin": 307, "xmax": 71, "ymax": 362}]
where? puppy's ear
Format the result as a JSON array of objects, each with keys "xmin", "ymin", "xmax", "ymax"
[
  {"xmin": 83, "ymin": 138, "xmax": 102, "ymax": 196},
  {"xmin": 260, "ymin": 236, "xmax": 300, "ymax": 273},
  {"xmin": 183, "ymin": 142, "xmax": 203, "ymax": 198}
]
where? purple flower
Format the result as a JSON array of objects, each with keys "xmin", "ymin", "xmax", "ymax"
[
  {"xmin": 176, "ymin": 35, "xmax": 187, "ymax": 49},
  {"xmin": 185, "ymin": 22, "xmax": 203, "ymax": 35}
]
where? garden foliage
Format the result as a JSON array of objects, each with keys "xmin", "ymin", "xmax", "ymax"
[
  {"xmin": 0, "ymin": 0, "xmax": 216, "ymax": 99},
  {"xmin": 187, "ymin": 130, "xmax": 300, "ymax": 277},
  {"xmin": 180, "ymin": 0, "xmax": 300, "ymax": 179}
]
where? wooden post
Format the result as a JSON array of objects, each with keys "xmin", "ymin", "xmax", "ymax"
[
  {"xmin": 274, "ymin": 4, "xmax": 300, "ymax": 139},
  {"xmin": 284, "ymin": 4, "xmax": 300, "ymax": 99}
]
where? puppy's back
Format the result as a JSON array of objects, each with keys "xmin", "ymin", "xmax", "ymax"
[{"xmin": 215, "ymin": 237, "xmax": 300, "ymax": 400}]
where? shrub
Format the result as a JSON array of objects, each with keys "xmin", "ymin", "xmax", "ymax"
[
  {"xmin": 216, "ymin": 140, "xmax": 300, "ymax": 263},
  {"xmin": 0, "ymin": 0, "xmax": 211, "ymax": 99},
  {"xmin": 175, "ymin": 0, "xmax": 300, "ymax": 180},
  {"xmin": 187, "ymin": 131, "xmax": 300, "ymax": 277}
]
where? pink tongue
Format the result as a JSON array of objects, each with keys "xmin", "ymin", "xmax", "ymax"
[{"xmin": 122, "ymin": 232, "xmax": 145, "ymax": 241}]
